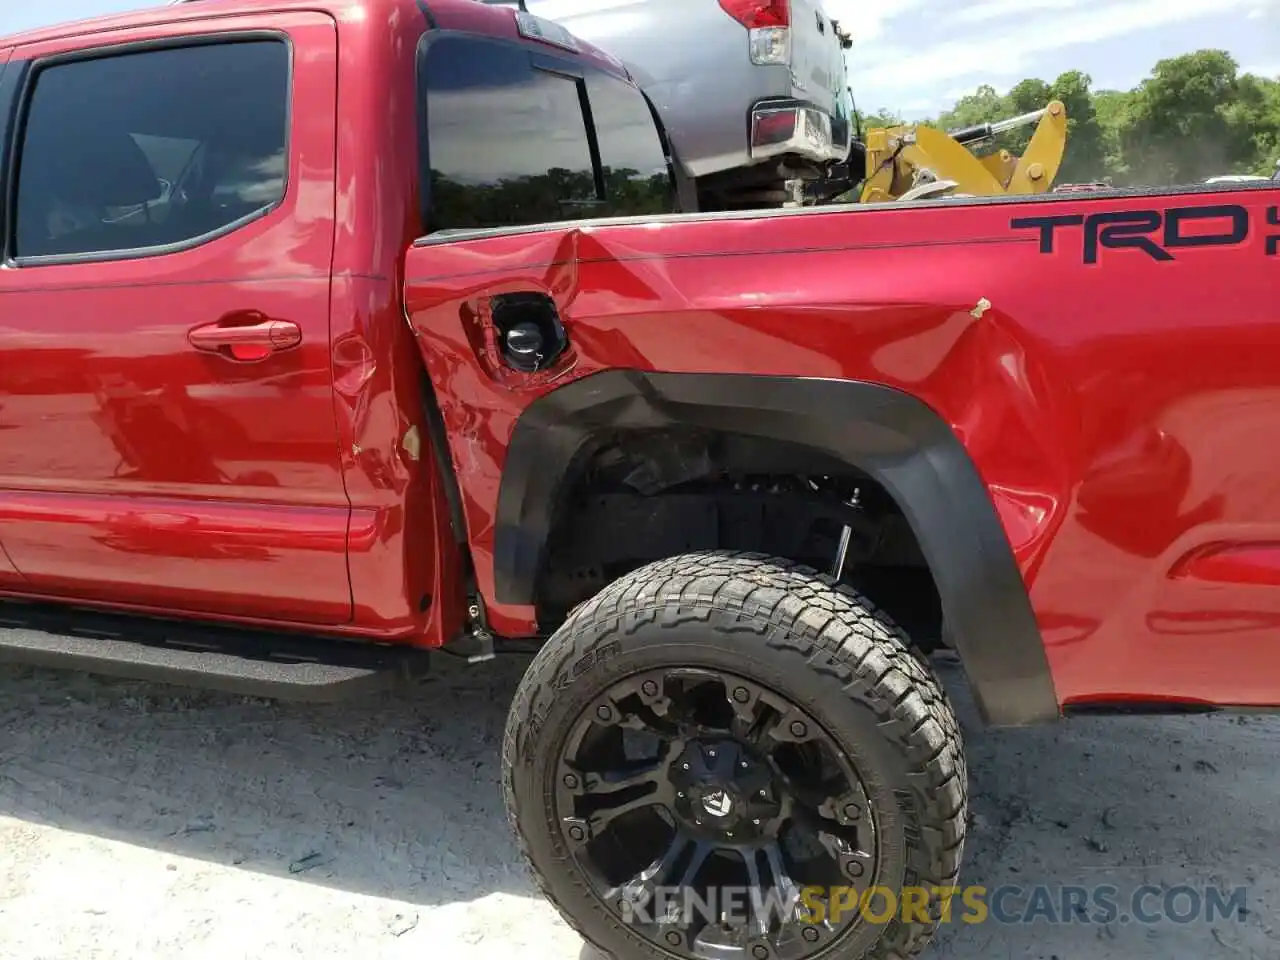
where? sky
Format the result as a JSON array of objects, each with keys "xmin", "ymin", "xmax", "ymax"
[
  {"xmin": 840, "ymin": 0, "xmax": 1280, "ymax": 117},
  {"xmin": 3, "ymin": 0, "xmax": 1279, "ymax": 118}
]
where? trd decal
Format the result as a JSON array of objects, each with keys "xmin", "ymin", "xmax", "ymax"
[
  {"xmin": 1012, "ymin": 204, "xmax": 1261, "ymax": 264},
  {"xmin": 1268, "ymin": 207, "xmax": 1279, "ymax": 257}
]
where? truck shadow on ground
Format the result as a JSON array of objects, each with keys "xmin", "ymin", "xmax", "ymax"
[
  {"xmin": 0, "ymin": 654, "xmax": 538, "ymax": 908},
  {"xmin": 2, "ymin": 655, "xmax": 1279, "ymax": 958}
]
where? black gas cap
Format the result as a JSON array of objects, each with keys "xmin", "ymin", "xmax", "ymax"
[
  {"xmin": 491, "ymin": 292, "xmax": 567, "ymax": 373},
  {"xmin": 504, "ymin": 321, "xmax": 545, "ymax": 373}
]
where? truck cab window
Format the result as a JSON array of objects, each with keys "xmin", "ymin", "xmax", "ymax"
[
  {"xmin": 14, "ymin": 39, "xmax": 289, "ymax": 260},
  {"xmin": 421, "ymin": 36, "xmax": 598, "ymax": 232},
  {"xmin": 420, "ymin": 35, "xmax": 675, "ymax": 233},
  {"xmin": 585, "ymin": 72, "xmax": 676, "ymax": 218}
]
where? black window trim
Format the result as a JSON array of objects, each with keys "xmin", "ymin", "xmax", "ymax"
[
  {"xmin": 0, "ymin": 57, "xmax": 25, "ymax": 250},
  {"xmin": 2, "ymin": 29, "xmax": 296, "ymax": 270}
]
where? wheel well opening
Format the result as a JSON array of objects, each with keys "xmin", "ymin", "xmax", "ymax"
[{"xmin": 535, "ymin": 426, "xmax": 944, "ymax": 648}]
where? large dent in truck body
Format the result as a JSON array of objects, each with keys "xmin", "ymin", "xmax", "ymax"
[
  {"xmin": 329, "ymin": 275, "xmax": 458, "ymax": 645},
  {"xmin": 405, "ymin": 186, "xmax": 1280, "ymax": 715},
  {"xmin": 403, "ymin": 210, "xmax": 1072, "ymax": 670}
]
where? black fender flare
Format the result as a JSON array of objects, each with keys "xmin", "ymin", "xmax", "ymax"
[{"xmin": 493, "ymin": 370, "xmax": 1059, "ymax": 727}]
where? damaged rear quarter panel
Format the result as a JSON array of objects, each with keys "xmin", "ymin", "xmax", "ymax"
[{"xmin": 403, "ymin": 186, "xmax": 1280, "ymax": 709}]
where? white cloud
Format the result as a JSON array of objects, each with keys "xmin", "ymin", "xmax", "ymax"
[
  {"xmin": 847, "ymin": 0, "xmax": 1269, "ymax": 115},
  {"xmin": 823, "ymin": 0, "xmax": 930, "ymax": 44},
  {"xmin": 953, "ymin": 0, "xmax": 1086, "ymax": 24}
]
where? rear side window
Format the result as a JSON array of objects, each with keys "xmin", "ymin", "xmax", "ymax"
[
  {"xmin": 14, "ymin": 39, "xmax": 289, "ymax": 261},
  {"xmin": 586, "ymin": 72, "xmax": 675, "ymax": 218},
  {"xmin": 420, "ymin": 34, "xmax": 674, "ymax": 233}
]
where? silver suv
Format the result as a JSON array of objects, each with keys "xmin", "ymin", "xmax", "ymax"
[{"xmin": 487, "ymin": 0, "xmax": 853, "ymax": 209}]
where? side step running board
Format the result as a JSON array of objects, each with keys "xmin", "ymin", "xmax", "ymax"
[{"xmin": 0, "ymin": 601, "xmax": 432, "ymax": 701}]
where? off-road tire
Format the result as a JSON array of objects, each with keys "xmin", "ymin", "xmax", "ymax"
[{"xmin": 502, "ymin": 550, "xmax": 967, "ymax": 960}]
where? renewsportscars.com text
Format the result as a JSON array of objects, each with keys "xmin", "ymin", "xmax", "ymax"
[{"xmin": 619, "ymin": 883, "xmax": 1249, "ymax": 928}]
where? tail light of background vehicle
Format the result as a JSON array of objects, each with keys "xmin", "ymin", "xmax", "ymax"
[
  {"xmin": 751, "ymin": 109, "xmax": 800, "ymax": 147},
  {"xmin": 718, "ymin": 0, "xmax": 791, "ymax": 65},
  {"xmin": 750, "ymin": 105, "xmax": 833, "ymax": 156}
]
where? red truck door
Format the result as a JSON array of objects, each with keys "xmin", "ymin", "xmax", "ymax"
[
  {"xmin": 0, "ymin": 12, "xmax": 352, "ymax": 625},
  {"xmin": 0, "ymin": 44, "xmax": 24, "ymax": 593}
]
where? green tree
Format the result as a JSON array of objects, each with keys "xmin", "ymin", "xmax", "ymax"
[
  {"xmin": 1048, "ymin": 70, "xmax": 1108, "ymax": 181},
  {"xmin": 1092, "ymin": 88, "xmax": 1137, "ymax": 179},
  {"xmin": 928, "ymin": 73, "xmax": 1108, "ymax": 181},
  {"xmin": 857, "ymin": 109, "xmax": 905, "ymax": 131},
  {"xmin": 936, "ymin": 84, "xmax": 1010, "ymax": 132},
  {"xmin": 1007, "ymin": 78, "xmax": 1053, "ymax": 114},
  {"xmin": 897, "ymin": 48, "xmax": 1280, "ymax": 188},
  {"xmin": 999, "ymin": 78, "xmax": 1053, "ymax": 156},
  {"xmin": 1122, "ymin": 49, "xmax": 1245, "ymax": 183},
  {"xmin": 1226, "ymin": 72, "xmax": 1280, "ymax": 176}
]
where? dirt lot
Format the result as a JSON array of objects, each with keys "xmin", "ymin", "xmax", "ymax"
[{"xmin": 1, "ymin": 653, "xmax": 1278, "ymax": 960}]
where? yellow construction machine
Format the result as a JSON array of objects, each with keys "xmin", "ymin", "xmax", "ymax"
[{"xmin": 856, "ymin": 100, "xmax": 1069, "ymax": 203}]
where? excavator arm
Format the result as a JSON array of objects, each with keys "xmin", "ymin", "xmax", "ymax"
[{"xmin": 859, "ymin": 100, "xmax": 1068, "ymax": 203}]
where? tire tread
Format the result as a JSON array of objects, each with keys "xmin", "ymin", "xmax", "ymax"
[{"xmin": 502, "ymin": 550, "xmax": 967, "ymax": 960}]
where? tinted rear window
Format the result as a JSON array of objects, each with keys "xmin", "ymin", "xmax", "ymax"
[
  {"xmin": 420, "ymin": 34, "xmax": 674, "ymax": 233},
  {"xmin": 586, "ymin": 71, "xmax": 675, "ymax": 218}
]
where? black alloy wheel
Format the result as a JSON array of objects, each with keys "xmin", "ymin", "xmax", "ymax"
[
  {"xmin": 503, "ymin": 551, "xmax": 967, "ymax": 960},
  {"xmin": 556, "ymin": 666, "xmax": 879, "ymax": 958}
]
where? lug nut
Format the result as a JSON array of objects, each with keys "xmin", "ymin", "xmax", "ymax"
[
  {"xmin": 843, "ymin": 803, "xmax": 860, "ymax": 821},
  {"xmin": 568, "ymin": 826, "xmax": 585, "ymax": 841},
  {"xmin": 682, "ymin": 762, "xmax": 691, "ymax": 770},
  {"xmin": 596, "ymin": 705, "xmax": 612, "ymax": 721},
  {"xmin": 740, "ymin": 760, "xmax": 749, "ymax": 769},
  {"xmin": 789, "ymin": 721, "xmax": 807, "ymax": 738},
  {"xmin": 642, "ymin": 680, "xmax": 658, "ymax": 696},
  {"xmin": 752, "ymin": 946, "xmax": 769, "ymax": 959},
  {"xmin": 563, "ymin": 774, "xmax": 578, "ymax": 789},
  {"xmin": 802, "ymin": 927, "xmax": 819, "ymax": 943},
  {"xmin": 677, "ymin": 791, "xmax": 685, "ymax": 799},
  {"xmin": 733, "ymin": 687, "xmax": 750, "ymax": 703},
  {"xmin": 665, "ymin": 932, "xmax": 682, "ymax": 947},
  {"xmin": 752, "ymin": 818, "xmax": 761, "ymax": 826},
  {"xmin": 844, "ymin": 859, "xmax": 865, "ymax": 879},
  {"xmin": 707, "ymin": 749, "xmax": 717, "ymax": 758},
  {"xmin": 759, "ymin": 789, "xmax": 768, "ymax": 797}
]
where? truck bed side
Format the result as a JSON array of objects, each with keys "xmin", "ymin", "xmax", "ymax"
[{"xmin": 404, "ymin": 184, "xmax": 1280, "ymax": 714}]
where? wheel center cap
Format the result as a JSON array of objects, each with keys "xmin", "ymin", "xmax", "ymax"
[{"xmin": 701, "ymin": 789, "xmax": 733, "ymax": 818}]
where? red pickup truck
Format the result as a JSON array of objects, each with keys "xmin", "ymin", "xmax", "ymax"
[{"xmin": 0, "ymin": 1, "xmax": 1277, "ymax": 958}]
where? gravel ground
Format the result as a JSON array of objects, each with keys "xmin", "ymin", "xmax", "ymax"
[{"xmin": 1, "ymin": 653, "xmax": 1278, "ymax": 960}]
